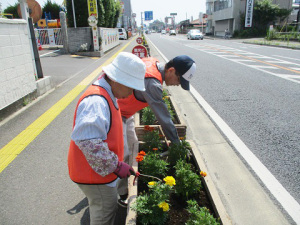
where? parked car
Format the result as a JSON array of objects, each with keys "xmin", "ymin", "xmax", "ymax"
[
  {"xmin": 169, "ymin": 30, "xmax": 176, "ymax": 35},
  {"xmin": 161, "ymin": 30, "xmax": 166, "ymax": 34},
  {"xmin": 118, "ymin": 28, "xmax": 127, "ymax": 40},
  {"xmin": 187, "ymin": 29, "xmax": 203, "ymax": 40}
]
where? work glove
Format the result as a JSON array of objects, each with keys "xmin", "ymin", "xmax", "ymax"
[{"xmin": 114, "ymin": 161, "xmax": 135, "ymax": 179}]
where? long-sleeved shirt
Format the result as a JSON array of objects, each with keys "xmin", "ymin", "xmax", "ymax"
[
  {"xmin": 134, "ymin": 62, "xmax": 180, "ymax": 143},
  {"xmin": 71, "ymin": 77, "xmax": 119, "ymax": 186}
]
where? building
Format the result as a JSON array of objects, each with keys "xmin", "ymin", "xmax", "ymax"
[
  {"xmin": 206, "ymin": 0, "xmax": 294, "ymax": 36},
  {"xmin": 118, "ymin": 0, "xmax": 135, "ymax": 30}
]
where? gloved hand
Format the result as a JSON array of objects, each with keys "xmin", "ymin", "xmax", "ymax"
[{"xmin": 114, "ymin": 161, "xmax": 135, "ymax": 179}]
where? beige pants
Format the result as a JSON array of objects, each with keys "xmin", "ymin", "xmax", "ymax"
[
  {"xmin": 117, "ymin": 116, "xmax": 138, "ymax": 196},
  {"xmin": 78, "ymin": 184, "xmax": 118, "ymax": 225}
]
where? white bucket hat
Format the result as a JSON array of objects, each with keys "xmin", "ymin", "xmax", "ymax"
[{"xmin": 103, "ymin": 52, "xmax": 146, "ymax": 91}]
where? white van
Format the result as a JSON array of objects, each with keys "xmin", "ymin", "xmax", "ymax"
[{"xmin": 118, "ymin": 28, "xmax": 127, "ymax": 40}]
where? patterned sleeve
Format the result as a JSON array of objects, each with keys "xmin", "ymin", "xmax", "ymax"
[{"xmin": 75, "ymin": 138, "xmax": 119, "ymax": 177}]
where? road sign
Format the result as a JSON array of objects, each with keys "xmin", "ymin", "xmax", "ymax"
[
  {"xmin": 87, "ymin": 0, "xmax": 98, "ymax": 17},
  {"xmin": 136, "ymin": 37, "xmax": 143, "ymax": 44},
  {"xmin": 144, "ymin": 11, "xmax": 153, "ymax": 21},
  {"xmin": 132, "ymin": 45, "xmax": 148, "ymax": 59}
]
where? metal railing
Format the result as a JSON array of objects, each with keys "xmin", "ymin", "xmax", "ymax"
[{"xmin": 34, "ymin": 28, "xmax": 64, "ymax": 47}]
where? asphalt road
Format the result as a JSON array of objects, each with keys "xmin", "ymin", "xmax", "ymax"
[{"xmin": 146, "ymin": 33, "xmax": 300, "ymax": 205}]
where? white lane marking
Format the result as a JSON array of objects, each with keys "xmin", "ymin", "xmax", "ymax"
[
  {"xmin": 148, "ymin": 37, "xmax": 300, "ymax": 224},
  {"xmin": 273, "ymin": 55, "xmax": 300, "ymax": 62},
  {"xmin": 40, "ymin": 49, "xmax": 60, "ymax": 57},
  {"xmin": 190, "ymin": 44, "xmax": 300, "ymax": 84},
  {"xmin": 248, "ymin": 65, "xmax": 279, "ymax": 69}
]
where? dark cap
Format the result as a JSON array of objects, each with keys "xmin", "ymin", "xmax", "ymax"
[{"xmin": 172, "ymin": 55, "xmax": 196, "ymax": 90}]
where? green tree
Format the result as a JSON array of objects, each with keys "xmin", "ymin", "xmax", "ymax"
[
  {"xmin": 42, "ymin": 0, "xmax": 60, "ymax": 19},
  {"xmin": 66, "ymin": 0, "xmax": 120, "ymax": 28},
  {"xmin": 3, "ymin": 3, "xmax": 20, "ymax": 19}
]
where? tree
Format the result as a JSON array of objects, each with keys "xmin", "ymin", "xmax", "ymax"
[
  {"xmin": 42, "ymin": 0, "xmax": 60, "ymax": 19},
  {"xmin": 3, "ymin": 3, "xmax": 20, "ymax": 19},
  {"xmin": 66, "ymin": 0, "xmax": 121, "ymax": 28},
  {"xmin": 253, "ymin": 0, "xmax": 291, "ymax": 32}
]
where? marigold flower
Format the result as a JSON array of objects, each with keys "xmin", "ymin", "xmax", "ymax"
[
  {"xmin": 152, "ymin": 148, "xmax": 158, "ymax": 151},
  {"xmin": 200, "ymin": 171, "xmax": 207, "ymax": 177},
  {"xmin": 148, "ymin": 181, "xmax": 156, "ymax": 186},
  {"xmin": 144, "ymin": 125, "xmax": 150, "ymax": 131},
  {"xmin": 163, "ymin": 176, "xmax": 176, "ymax": 186},
  {"xmin": 136, "ymin": 155, "xmax": 144, "ymax": 162},
  {"xmin": 138, "ymin": 151, "xmax": 146, "ymax": 156},
  {"xmin": 158, "ymin": 201, "xmax": 169, "ymax": 212},
  {"xmin": 179, "ymin": 137, "xmax": 185, "ymax": 140}
]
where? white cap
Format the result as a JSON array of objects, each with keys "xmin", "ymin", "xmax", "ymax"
[{"xmin": 103, "ymin": 52, "xmax": 146, "ymax": 91}]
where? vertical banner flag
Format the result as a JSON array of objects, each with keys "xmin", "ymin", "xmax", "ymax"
[
  {"xmin": 245, "ymin": 0, "xmax": 254, "ymax": 28},
  {"xmin": 88, "ymin": 0, "xmax": 98, "ymax": 17}
]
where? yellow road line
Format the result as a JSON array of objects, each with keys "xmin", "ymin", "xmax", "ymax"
[
  {"xmin": 0, "ymin": 38, "xmax": 137, "ymax": 173},
  {"xmin": 205, "ymin": 45, "xmax": 300, "ymax": 75}
]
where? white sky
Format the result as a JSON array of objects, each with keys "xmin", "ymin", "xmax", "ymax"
[
  {"xmin": 1, "ymin": 0, "xmax": 206, "ymax": 24},
  {"xmin": 131, "ymin": 0, "xmax": 206, "ymax": 25}
]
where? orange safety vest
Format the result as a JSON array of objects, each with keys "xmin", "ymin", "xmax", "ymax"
[
  {"xmin": 118, "ymin": 57, "xmax": 163, "ymax": 118},
  {"xmin": 68, "ymin": 84, "xmax": 123, "ymax": 184}
]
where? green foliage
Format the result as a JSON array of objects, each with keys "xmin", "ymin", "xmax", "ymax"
[
  {"xmin": 168, "ymin": 139, "xmax": 191, "ymax": 166},
  {"xmin": 3, "ymin": 3, "xmax": 20, "ymax": 19},
  {"xmin": 163, "ymin": 96, "xmax": 175, "ymax": 122},
  {"xmin": 66, "ymin": 0, "xmax": 120, "ymax": 28},
  {"xmin": 142, "ymin": 127, "xmax": 162, "ymax": 151},
  {"xmin": 42, "ymin": 0, "xmax": 60, "ymax": 19},
  {"xmin": 132, "ymin": 182, "xmax": 173, "ymax": 225},
  {"xmin": 186, "ymin": 200, "xmax": 220, "ymax": 225},
  {"xmin": 235, "ymin": 0, "xmax": 292, "ymax": 38},
  {"xmin": 141, "ymin": 106, "xmax": 156, "ymax": 125},
  {"xmin": 140, "ymin": 152, "xmax": 169, "ymax": 178},
  {"xmin": 174, "ymin": 160, "xmax": 201, "ymax": 200}
]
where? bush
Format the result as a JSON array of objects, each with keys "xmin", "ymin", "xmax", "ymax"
[
  {"xmin": 142, "ymin": 126, "xmax": 163, "ymax": 151},
  {"xmin": 140, "ymin": 151, "xmax": 169, "ymax": 178},
  {"xmin": 175, "ymin": 160, "xmax": 202, "ymax": 200},
  {"xmin": 186, "ymin": 200, "xmax": 220, "ymax": 225},
  {"xmin": 141, "ymin": 106, "xmax": 156, "ymax": 125},
  {"xmin": 132, "ymin": 178, "xmax": 175, "ymax": 225},
  {"xmin": 168, "ymin": 139, "xmax": 191, "ymax": 166}
]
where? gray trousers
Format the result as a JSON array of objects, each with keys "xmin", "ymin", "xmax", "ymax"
[
  {"xmin": 78, "ymin": 184, "xmax": 118, "ymax": 225},
  {"xmin": 117, "ymin": 116, "xmax": 138, "ymax": 196}
]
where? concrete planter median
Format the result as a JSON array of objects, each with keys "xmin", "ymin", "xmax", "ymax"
[{"xmin": 125, "ymin": 140, "xmax": 232, "ymax": 225}]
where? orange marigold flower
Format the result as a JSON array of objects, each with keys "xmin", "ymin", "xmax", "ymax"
[
  {"xmin": 136, "ymin": 155, "xmax": 144, "ymax": 162},
  {"xmin": 138, "ymin": 151, "xmax": 146, "ymax": 156},
  {"xmin": 179, "ymin": 137, "xmax": 185, "ymax": 140},
  {"xmin": 152, "ymin": 148, "xmax": 158, "ymax": 151},
  {"xmin": 200, "ymin": 171, "xmax": 207, "ymax": 177},
  {"xmin": 144, "ymin": 125, "xmax": 150, "ymax": 131}
]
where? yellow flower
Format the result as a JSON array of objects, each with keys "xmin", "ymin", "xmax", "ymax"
[
  {"xmin": 200, "ymin": 171, "xmax": 207, "ymax": 177},
  {"xmin": 148, "ymin": 181, "xmax": 156, "ymax": 186},
  {"xmin": 163, "ymin": 176, "xmax": 176, "ymax": 186},
  {"xmin": 158, "ymin": 201, "xmax": 169, "ymax": 212}
]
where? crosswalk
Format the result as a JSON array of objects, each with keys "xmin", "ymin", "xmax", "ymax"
[{"xmin": 185, "ymin": 43, "xmax": 300, "ymax": 84}]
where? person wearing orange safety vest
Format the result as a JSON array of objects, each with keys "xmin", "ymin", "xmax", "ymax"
[
  {"xmin": 68, "ymin": 52, "xmax": 146, "ymax": 225},
  {"xmin": 117, "ymin": 55, "xmax": 196, "ymax": 203}
]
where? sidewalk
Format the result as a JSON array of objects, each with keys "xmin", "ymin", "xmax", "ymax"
[{"xmin": 0, "ymin": 36, "xmax": 294, "ymax": 225}]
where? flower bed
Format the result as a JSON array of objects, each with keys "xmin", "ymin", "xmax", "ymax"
[
  {"xmin": 126, "ymin": 128, "xmax": 231, "ymax": 225},
  {"xmin": 134, "ymin": 95, "xmax": 187, "ymax": 141}
]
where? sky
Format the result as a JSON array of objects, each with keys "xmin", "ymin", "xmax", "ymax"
[{"xmin": 0, "ymin": 0, "xmax": 205, "ymax": 24}]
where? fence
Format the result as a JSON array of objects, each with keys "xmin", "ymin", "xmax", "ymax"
[{"xmin": 35, "ymin": 28, "xmax": 64, "ymax": 47}]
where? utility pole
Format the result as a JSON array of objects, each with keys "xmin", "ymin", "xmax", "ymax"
[{"xmin": 141, "ymin": 12, "xmax": 143, "ymax": 34}]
